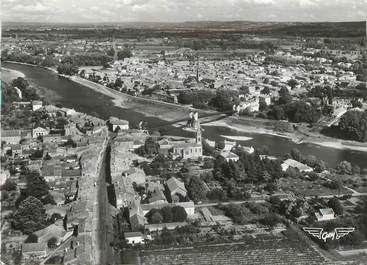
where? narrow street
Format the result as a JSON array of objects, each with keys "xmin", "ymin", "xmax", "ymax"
[{"xmin": 96, "ymin": 138, "xmax": 116, "ymax": 265}]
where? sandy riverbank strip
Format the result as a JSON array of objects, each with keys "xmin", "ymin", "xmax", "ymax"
[
  {"xmin": 204, "ymin": 118, "xmax": 367, "ymax": 152},
  {"xmin": 70, "ymin": 75, "xmax": 194, "ymax": 122},
  {"xmin": 68, "ymin": 75, "xmax": 218, "ymax": 123},
  {"xmin": 1, "ymin": 67, "xmax": 25, "ymax": 83},
  {"xmin": 3, "ymin": 61, "xmax": 194, "ymax": 122}
]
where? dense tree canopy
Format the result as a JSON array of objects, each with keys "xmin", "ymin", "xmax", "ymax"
[
  {"xmin": 117, "ymin": 48, "xmax": 132, "ymax": 60},
  {"xmin": 25, "ymin": 234, "xmax": 38, "ymax": 243},
  {"xmin": 177, "ymin": 90, "xmax": 215, "ymax": 109},
  {"xmin": 146, "ymin": 206, "xmax": 187, "ymax": 224},
  {"xmin": 151, "ymin": 211, "xmax": 163, "ymax": 224},
  {"xmin": 285, "ymin": 101, "xmax": 321, "ymax": 123},
  {"xmin": 278, "ymin": 87, "xmax": 292, "ymax": 105},
  {"xmin": 57, "ymin": 63, "xmax": 79, "ymax": 76},
  {"xmin": 139, "ymin": 137, "xmax": 159, "ymax": 156},
  {"xmin": 17, "ymin": 171, "xmax": 54, "ymax": 206},
  {"xmin": 1, "ymin": 179, "xmax": 17, "ymax": 191},
  {"xmin": 220, "ymin": 204, "xmax": 250, "ymax": 224},
  {"xmin": 187, "ymin": 176, "xmax": 207, "ymax": 203},
  {"xmin": 160, "ymin": 206, "xmax": 173, "ymax": 223},
  {"xmin": 1, "ymin": 82, "xmax": 20, "ymax": 114},
  {"xmin": 209, "ymin": 89, "xmax": 239, "ymax": 112},
  {"xmin": 62, "ymin": 54, "xmax": 111, "ymax": 66},
  {"xmin": 287, "ymin": 79, "xmax": 299, "ymax": 89},
  {"xmin": 337, "ymin": 110, "xmax": 367, "ymax": 142},
  {"xmin": 212, "ymin": 150, "xmax": 283, "ymax": 199},
  {"xmin": 328, "ymin": 197, "xmax": 343, "ymax": 215},
  {"xmin": 171, "ymin": 206, "xmax": 188, "ymax": 222},
  {"xmin": 12, "ymin": 196, "xmax": 47, "ymax": 234}
]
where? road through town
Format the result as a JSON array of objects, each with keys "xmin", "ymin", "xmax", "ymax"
[{"xmin": 95, "ymin": 137, "xmax": 116, "ymax": 265}]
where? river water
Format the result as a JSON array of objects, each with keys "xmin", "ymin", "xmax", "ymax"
[{"xmin": 2, "ymin": 62, "xmax": 367, "ymax": 169}]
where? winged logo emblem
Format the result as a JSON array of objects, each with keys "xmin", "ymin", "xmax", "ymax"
[
  {"xmin": 303, "ymin": 227, "xmax": 323, "ymax": 240},
  {"xmin": 303, "ymin": 227, "xmax": 355, "ymax": 242},
  {"xmin": 334, "ymin": 227, "xmax": 355, "ymax": 240}
]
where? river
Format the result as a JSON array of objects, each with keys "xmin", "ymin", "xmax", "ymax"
[{"xmin": 2, "ymin": 62, "xmax": 367, "ymax": 169}]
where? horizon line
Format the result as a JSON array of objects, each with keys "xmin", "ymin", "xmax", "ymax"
[{"xmin": 2, "ymin": 19, "xmax": 366, "ymax": 25}]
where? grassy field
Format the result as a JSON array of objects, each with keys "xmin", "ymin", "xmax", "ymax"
[
  {"xmin": 278, "ymin": 177, "xmax": 352, "ymax": 197},
  {"xmin": 136, "ymin": 231, "xmax": 334, "ymax": 265}
]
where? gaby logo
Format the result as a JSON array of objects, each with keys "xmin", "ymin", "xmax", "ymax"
[{"xmin": 303, "ymin": 227, "xmax": 355, "ymax": 242}]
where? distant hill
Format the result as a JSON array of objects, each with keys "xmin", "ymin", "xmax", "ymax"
[{"xmin": 2, "ymin": 21, "xmax": 365, "ymax": 38}]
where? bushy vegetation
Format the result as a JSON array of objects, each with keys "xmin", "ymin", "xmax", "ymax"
[
  {"xmin": 177, "ymin": 90, "xmax": 215, "ymax": 109},
  {"xmin": 266, "ymin": 88, "xmax": 321, "ymax": 123},
  {"xmin": 178, "ymin": 89, "xmax": 239, "ymax": 112},
  {"xmin": 1, "ymin": 78, "xmax": 47, "ymax": 129},
  {"xmin": 16, "ymin": 170, "xmax": 55, "ymax": 206},
  {"xmin": 57, "ymin": 63, "xmax": 78, "ymax": 75},
  {"xmin": 2, "ymin": 47, "xmax": 113, "ymax": 70},
  {"xmin": 12, "ymin": 196, "xmax": 47, "ymax": 234},
  {"xmin": 1, "ymin": 78, "xmax": 40, "ymax": 115},
  {"xmin": 135, "ymin": 137, "xmax": 160, "ymax": 156},
  {"xmin": 219, "ymin": 204, "xmax": 251, "ymax": 224},
  {"xmin": 337, "ymin": 110, "xmax": 367, "ymax": 142},
  {"xmin": 212, "ymin": 150, "xmax": 283, "ymax": 199},
  {"xmin": 186, "ymin": 176, "xmax": 208, "ymax": 203},
  {"xmin": 146, "ymin": 206, "xmax": 187, "ymax": 224}
]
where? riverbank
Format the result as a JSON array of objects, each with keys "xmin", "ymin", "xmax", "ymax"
[
  {"xmin": 204, "ymin": 117, "xmax": 367, "ymax": 152},
  {"xmin": 68, "ymin": 75, "xmax": 217, "ymax": 122},
  {"xmin": 4, "ymin": 61, "xmax": 367, "ymax": 154},
  {"xmin": 1, "ymin": 67, "xmax": 25, "ymax": 83},
  {"xmin": 3, "ymin": 61, "xmax": 58, "ymax": 74},
  {"xmin": 3, "ymin": 61, "xmax": 200, "ymax": 122}
]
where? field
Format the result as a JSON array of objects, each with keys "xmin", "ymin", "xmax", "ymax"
[
  {"xmin": 3, "ymin": 21, "xmax": 365, "ymax": 39},
  {"xmin": 133, "ymin": 232, "xmax": 337, "ymax": 265},
  {"xmin": 278, "ymin": 177, "xmax": 352, "ymax": 197},
  {"xmin": 327, "ymin": 174, "xmax": 367, "ymax": 193}
]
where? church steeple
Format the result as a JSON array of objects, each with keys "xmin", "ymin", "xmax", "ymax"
[{"xmin": 196, "ymin": 121, "xmax": 202, "ymax": 144}]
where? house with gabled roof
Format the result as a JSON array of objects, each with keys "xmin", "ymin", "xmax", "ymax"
[
  {"xmin": 32, "ymin": 100, "xmax": 43, "ymax": 111},
  {"xmin": 166, "ymin": 177, "xmax": 187, "ymax": 200},
  {"xmin": 220, "ymin": 150, "xmax": 239, "ymax": 162},
  {"xmin": 315, "ymin": 208, "xmax": 335, "ymax": 222},
  {"xmin": 129, "ymin": 200, "xmax": 146, "ymax": 231},
  {"xmin": 124, "ymin": 232, "xmax": 145, "ymax": 245},
  {"xmin": 148, "ymin": 187, "xmax": 167, "ymax": 205},
  {"xmin": 34, "ymin": 223, "xmax": 66, "ymax": 245},
  {"xmin": 281, "ymin": 159, "xmax": 313, "ymax": 173},
  {"xmin": 32, "ymin": 127, "xmax": 50, "ymax": 138}
]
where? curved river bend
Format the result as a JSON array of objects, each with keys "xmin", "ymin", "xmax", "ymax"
[{"xmin": 2, "ymin": 62, "xmax": 367, "ymax": 169}]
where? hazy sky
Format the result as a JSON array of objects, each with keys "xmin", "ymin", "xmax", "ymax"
[{"xmin": 2, "ymin": 0, "xmax": 367, "ymax": 23}]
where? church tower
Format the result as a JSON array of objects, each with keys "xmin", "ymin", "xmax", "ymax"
[{"xmin": 196, "ymin": 121, "xmax": 202, "ymax": 144}]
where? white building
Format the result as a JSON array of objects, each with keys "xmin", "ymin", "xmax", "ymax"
[
  {"xmin": 32, "ymin": 127, "xmax": 50, "ymax": 138},
  {"xmin": 109, "ymin": 117, "xmax": 129, "ymax": 131},
  {"xmin": 176, "ymin": 201, "xmax": 195, "ymax": 216},
  {"xmin": 124, "ymin": 232, "xmax": 145, "ymax": 245},
  {"xmin": 32, "ymin": 100, "xmax": 43, "ymax": 111},
  {"xmin": 220, "ymin": 151, "xmax": 239, "ymax": 162},
  {"xmin": 315, "ymin": 208, "xmax": 335, "ymax": 222},
  {"xmin": 281, "ymin": 159, "xmax": 313, "ymax": 172},
  {"xmin": 241, "ymin": 146, "xmax": 255, "ymax": 154}
]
